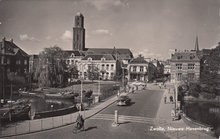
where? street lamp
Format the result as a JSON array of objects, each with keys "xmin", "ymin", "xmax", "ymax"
[{"xmin": 98, "ymin": 75, "xmax": 100, "ymax": 96}]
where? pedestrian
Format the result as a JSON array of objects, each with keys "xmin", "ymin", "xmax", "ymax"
[
  {"xmin": 170, "ymin": 96, "xmax": 173, "ymax": 103},
  {"xmin": 76, "ymin": 113, "xmax": 85, "ymax": 131},
  {"xmin": 171, "ymin": 109, "xmax": 175, "ymax": 121},
  {"xmin": 80, "ymin": 114, "xmax": 85, "ymax": 131},
  {"xmin": 164, "ymin": 96, "xmax": 167, "ymax": 104},
  {"xmin": 76, "ymin": 113, "xmax": 81, "ymax": 129}
]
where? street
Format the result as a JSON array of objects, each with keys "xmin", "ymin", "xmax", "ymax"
[{"xmin": 6, "ymin": 88, "xmax": 169, "ymax": 139}]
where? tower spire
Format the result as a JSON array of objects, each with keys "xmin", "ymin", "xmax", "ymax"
[{"xmin": 195, "ymin": 35, "xmax": 199, "ymax": 52}]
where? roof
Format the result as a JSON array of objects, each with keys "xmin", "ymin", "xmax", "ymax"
[
  {"xmin": 63, "ymin": 50, "xmax": 84, "ymax": 58},
  {"xmin": 129, "ymin": 56, "xmax": 148, "ymax": 64},
  {"xmin": 0, "ymin": 39, "xmax": 29, "ymax": 57},
  {"xmin": 82, "ymin": 54, "xmax": 116, "ymax": 61},
  {"xmin": 170, "ymin": 51, "xmax": 200, "ymax": 62},
  {"xmin": 86, "ymin": 48, "xmax": 133, "ymax": 59},
  {"xmin": 29, "ymin": 55, "xmax": 39, "ymax": 60}
]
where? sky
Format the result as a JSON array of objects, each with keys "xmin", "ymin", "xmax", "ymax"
[{"xmin": 1, "ymin": 0, "xmax": 220, "ymax": 60}]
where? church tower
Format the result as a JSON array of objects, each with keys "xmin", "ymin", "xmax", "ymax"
[
  {"xmin": 73, "ymin": 12, "xmax": 85, "ymax": 51},
  {"xmin": 194, "ymin": 35, "xmax": 199, "ymax": 52}
]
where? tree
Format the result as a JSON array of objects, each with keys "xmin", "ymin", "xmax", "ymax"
[
  {"xmin": 87, "ymin": 63, "xmax": 99, "ymax": 81},
  {"xmin": 200, "ymin": 45, "xmax": 220, "ymax": 95},
  {"xmin": 34, "ymin": 46, "xmax": 68, "ymax": 87},
  {"xmin": 67, "ymin": 64, "xmax": 79, "ymax": 80}
]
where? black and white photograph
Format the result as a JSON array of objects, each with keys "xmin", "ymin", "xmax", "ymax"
[{"xmin": 0, "ymin": 0, "xmax": 220, "ymax": 138}]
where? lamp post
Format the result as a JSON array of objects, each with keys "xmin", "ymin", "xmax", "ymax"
[
  {"xmin": 174, "ymin": 73, "xmax": 180, "ymax": 114},
  {"xmin": 98, "ymin": 75, "xmax": 100, "ymax": 96}
]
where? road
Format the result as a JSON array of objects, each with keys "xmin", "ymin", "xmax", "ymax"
[{"xmin": 6, "ymin": 88, "xmax": 169, "ymax": 139}]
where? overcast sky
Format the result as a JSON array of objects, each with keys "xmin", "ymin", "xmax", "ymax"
[{"xmin": 1, "ymin": 0, "xmax": 220, "ymax": 60}]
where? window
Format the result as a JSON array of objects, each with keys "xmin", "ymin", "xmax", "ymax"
[
  {"xmin": 187, "ymin": 73, "xmax": 195, "ymax": 80},
  {"xmin": 190, "ymin": 55, "xmax": 195, "ymax": 59},
  {"xmin": 176, "ymin": 73, "xmax": 182, "ymax": 81},
  {"xmin": 177, "ymin": 55, "xmax": 183, "ymax": 59},
  {"xmin": 106, "ymin": 64, "xmax": 109, "ymax": 70},
  {"xmin": 102, "ymin": 64, "xmax": 105, "ymax": 70},
  {"xmin": 101, "ymin": 57, "xmax": 105, "ymax": 61},
  {"xmin": 7, "ymin": 58, "xmax": 10, "ymax": 64},
  {"xmin": 24, "ymin": 59, "xmax": 27, "ymax": 65},
  {"xmin": 24, "ymin": 68, "xmax": 27, "ymax": 73},
  {"xmin": 71, "ymin": 60, "xmax": 74, "ymax": 63},
  {"xmin": 88, "ymin": 57, "xmax": 92, "ymax": 61},
  {"xmin": 176, "ymin": 64, "xmax": 182, "ymax": 70},
  {"xmin": 133, "ymin": 66, "xmax": 137, "ymax": 72},
  {"xmin": 140, "ymin": 66, "xmax": 144, "ymax": 72},
  {"xmin": 16, "ymin": 59, "xmax": 21, "ymax": 65},
  {"xmin": 188, "ymin": 64, "xmax": 195, "ymax": 70},
  {"xmin": 111, "ymin": 64, "xmax": 114, "ymax": 70},
  {"xmin": 111, "ymin": 72, "xmax": 114, "ymax": 78},
  {"xmin": 66, "ymin": 60, "xmax": 70, "ymax": 64}
]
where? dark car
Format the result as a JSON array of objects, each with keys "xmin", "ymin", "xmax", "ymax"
[{"xmin": 117, "ymin": 95, "xmax": 131, "ymax": 106}]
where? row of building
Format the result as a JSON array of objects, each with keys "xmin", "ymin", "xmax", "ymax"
[
  {"xmin": 0, "ymin": 37, "xmax": 163, "ymax": 83},
  {"xmin": 0, "ymin": 13, "xmax": 164, "ymax": 92}
]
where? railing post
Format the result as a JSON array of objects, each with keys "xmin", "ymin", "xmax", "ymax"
[
  {"xmin": 62, "ymin": 116, "xmax": 63, "ymax": 125},
  {"xmin": 29, "ymin": 120, "xmax": 31, "ymax": 132},
  {"xmin": 52, "ymin": 117, "xmax": 54, "ymax": 128},
  {"xmin": 15, "ymin": 122, "xmax": 17, "ymax": 135},
  {"xmin": 112, "ymin": 110, "xmax": 119, "ymax": 127},
  {"xmin": 41, "ymin": 119, "xmax": 43, "ymax": 130}
]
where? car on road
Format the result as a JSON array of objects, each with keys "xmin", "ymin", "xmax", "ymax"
[{"xmin": 117, "ymin": 95, "xmax": 131, "ymax": 106}]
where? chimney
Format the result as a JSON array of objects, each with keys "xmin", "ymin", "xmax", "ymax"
[
  {"xmin": 2, "ymin": 37, "xmax": 5, "ymax": 50},
  {"xmin": 2, "ymin": 37, "xmax": 6, "ymax": 41},
  {"xmin": 10, "ymin": 38, "xmax": 13, "ymax": 43}
]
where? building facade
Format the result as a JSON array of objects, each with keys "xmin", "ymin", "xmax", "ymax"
[
  {"xmin": 127, "ymin": 56, "xmax": 149, "ymax": 82},
  {"xmin": 0, "ymin": 37, "xmax": 29, "ymax": 75},
  {"xmin": 0, "ymin": 37, "xmax": 29, "ymax": 98},
  {"xmin": 170, "ymin": 50, "xmax": 200, "ymax": 83},
  {"xmin": 29, "ymin": 55, "xmax": 39, "ymax": 73},
  {"xmin": 79, "ymin": 54, "xmax": 117, "ymax": 80},
  {"xmin": 64, "ymin": 50, "xmax": 84, "ymax": 67}
]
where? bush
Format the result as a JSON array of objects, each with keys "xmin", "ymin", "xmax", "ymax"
[
  {"xmin": 188, "ymin": 83, "xmax": 200, "ymax": 98},
  {"xmin": 84, "ymin": 90, "xmax": 93, "ymax": 98},
  {"xmin": 215, "ymin": 127, "xmax": 220, "ymax": 137},
  {"xmin": 100, "ymin": 85, "xmax": 120, "ymax": 100},
  {"xmin": 73, "ymin": 93, "xmax": 79, "ymax": 97},
  {"xmin": 201, "ymin": 92, "xmax": 216, "ymax": 99}
]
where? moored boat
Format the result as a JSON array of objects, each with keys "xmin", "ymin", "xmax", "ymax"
[
  {"xmin": 45, "ymin": 92, "xmax": 75, "ymax": 99},
  {"xmin": 0, "ymin": 100, "xmax": 32, "ymax": 121}
]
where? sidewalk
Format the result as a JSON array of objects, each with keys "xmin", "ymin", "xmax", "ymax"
[
  {"xmin": 0, "ymin": 95, "xmax": 118, "ymax": 138},
  {"xmin": 155, "ymin": 85, "xmax": 215, "ymax": 139}
]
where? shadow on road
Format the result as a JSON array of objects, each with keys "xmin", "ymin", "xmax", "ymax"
[
  {"xmin": 126, "ymin": 102, "xmax": 135, "ymax": 106},
  {"xmin": 85, "ymin": 126, "xmax": 98, "ymax": 131},
  {"xmin": 119, "ymin": 121, "xmax": 131, "ymax": 125}
]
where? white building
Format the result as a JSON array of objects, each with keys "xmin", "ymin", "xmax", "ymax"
[
  {"xmin": 64, "ymin": 50, "xmax": 84, "ymax": 67},
  {"xmin": 79, "ymin": 54, "xmax": 118, "ymax": 80}
]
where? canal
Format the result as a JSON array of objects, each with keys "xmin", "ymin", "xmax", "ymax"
[
  {"xmin": 184, "ymin": 101, "xmax": 220, "ymax": 130},
  {"xmin": 11, "ymin": 94, "xmax": 75, "ymax": 113}
]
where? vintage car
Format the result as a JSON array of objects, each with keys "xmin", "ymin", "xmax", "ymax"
[{"xmin": 117, "ymin": 95, "xmax": 131, "ymax": 106}]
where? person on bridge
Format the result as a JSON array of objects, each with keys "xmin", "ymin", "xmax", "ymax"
[
  {"xmin": 76, "ymin": 113, "xmax": 85, "ymax": 131},
  {"xmin": 164, "ymin": 96, "xmax": 167, "ymax": 104}
]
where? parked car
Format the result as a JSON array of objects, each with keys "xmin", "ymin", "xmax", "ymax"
[
  {"xmin": 129, "ymin": 81, "xmax": 146, "ymax": 86},
  {"xmin": 117, "ymin": 95, "xmax": 131, "ymax": 106}
]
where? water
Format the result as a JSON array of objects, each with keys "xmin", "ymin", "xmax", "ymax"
[
  {"xmin": 184, "ymin": 101, "xmax": 220, "ymax": 129},
  {"xmin": 18, "ymin": 96, "xmax": 75, "ymax": 113}
]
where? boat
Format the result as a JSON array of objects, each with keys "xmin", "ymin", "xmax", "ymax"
[
  {"xmin": 45, "ymin": 91, "xmax": 75, "ymax": 99},
  {"xmin": 0, "ymin": 100, "xmax": 31, "ymax": 121},
  {"xmin": 18, "ymin": 89, "xmax": 45, "ymax": 98}
]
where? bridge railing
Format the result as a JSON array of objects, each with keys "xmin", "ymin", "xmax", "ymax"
[{"xmin": 0, "ymin": 112, "xmax": 79, "ymax": 138}]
